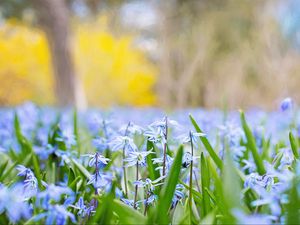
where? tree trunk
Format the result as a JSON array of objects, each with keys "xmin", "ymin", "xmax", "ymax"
[{"xmin": 31, "ymin": 0, "xmax": 86, "ymax": 109}]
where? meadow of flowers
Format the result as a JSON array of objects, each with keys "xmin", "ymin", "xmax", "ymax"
[{"xmin": 0, "ymin": 99, "xmax": 299, "ymax": 224}]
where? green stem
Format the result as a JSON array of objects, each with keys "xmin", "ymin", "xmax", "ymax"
[
  {"xmin": 122, "ymin": 122, "xmax": 131, "ymax": 197},
  {"xmin": 134, "ymin": 162, "xmax": 139, "ymax": 209},
  {"xmin": 162, "ymin": 116, "xmax": 168, "ymax": 177},
  {"xmin": 189, "ymin": 131, "xmax": 194, "ymax": 213}
]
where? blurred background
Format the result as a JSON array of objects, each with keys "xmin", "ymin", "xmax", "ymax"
[{"xmin": 0, "ymin": 0, "xmax": 300, "ymax": 110}]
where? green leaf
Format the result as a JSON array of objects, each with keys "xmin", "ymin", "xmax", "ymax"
[
  {"xmin": 201, "ymin": 153, "xmax": 211, "ymax": 217},
  {"xmin": 200, "ymin": 210, "xmax": 216, "ymax": 225},
  {"xmin": 73, "ymin": 109, "xmax": 81, "ymax": 155},
  {"xmin": 289, "ymin": 132, "xmax": 299, "ymax": 159},
  {"xmin": 240, "ymin": 111, "xmax": 266, "ymax": 175},
  {"xmin": 0, "ymin": 161, "xmax": 18, "ymax": 182},
  {"xmin": 68, "ymin": 167, "xmax": 76, "ymax": 186},
  {"xmin": 91, "ymin": 184, "xmax": 115, "ymax": 224},
  {"xmin": 70, "ymin": 158, "xmax": 91, "ymax": 179},
  {"xmin": 286, "ymin": 177, "xmax": 300, "ymax": 224},
  {"xmin": 113, "ymin": 200, "xmax": 146, "ymax": 224},
  {"xmin": 153, "ymin": 145, "xmax": 184, "ymax": 224},
  {"xmin": 189, "ymin": 114, "xmax": 223, "ymax": 169},
  {"xmin": 221, "ymin": 149, "xmax": 242, "ymax": 224},
  {"xmin": 14, "ymin": 113, "xmax": 42, "ymax": 188}
]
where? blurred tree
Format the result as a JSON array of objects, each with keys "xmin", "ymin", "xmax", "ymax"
[
  {"xmin": 31, "ymin": 0, "xmax": 86, "ymax": 109},
  {"xmin": 0, "ymin": 0, "xmax": 86, "ymax": 108}
]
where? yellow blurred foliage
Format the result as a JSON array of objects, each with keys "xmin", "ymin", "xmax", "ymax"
[{"xmin": 0, "ymin": 17, "xmax": 157, "ymax": 106}]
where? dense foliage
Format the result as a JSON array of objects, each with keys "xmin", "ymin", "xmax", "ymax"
[{"xmin": 0, "ymin": 99, "xmax": 300, "ymax": 224}]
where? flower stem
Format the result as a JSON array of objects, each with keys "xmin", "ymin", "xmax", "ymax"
[
  {"xmin": 162, "ymin": 116, "xmax": 168, "ymax": 177},
  {"xmin": 122, "ymin": 122, "xmax": 130, "ymax": 197},
  {"xmin": 189, "ymin": 131, "xmax": 194, "ymax": 210},
  {"xmin": 133, "ymin": 162, "xmax": 139, "ymax": 209},
  {"xmin": 144, "ymin": 191, "xmax": 149, "ymax": 215}
]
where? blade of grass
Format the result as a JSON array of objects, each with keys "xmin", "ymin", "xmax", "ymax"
[
  {"xmin": 289, "ymin": 132, "xmax": 299, "ymax": 159},
  {"xmin": 153, "ymin": 145, "xmax": 183, "ymax": 224},
  {"xmin": 240, "ymin": 111, "xmax": 266, "ymax": 175},
  {"xmin": 201, "ymin": 153, "xmax": 211, "ymax": 217},
  {"xmin": 189, "ymin": 114, "xmax": 223, "ymax": 169}
]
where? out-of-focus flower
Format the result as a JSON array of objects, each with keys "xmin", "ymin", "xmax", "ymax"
[
  {"xmin": 34, "ymin": 204, "xmax": 76, "ymax": 225},
  {"xmin": 180, "ymin": 131, "xmax": 206, "ymax": 149},
  {"xmin": 92, "ymin": 137, "xmax": 109, "ymax": 152},
  {"xmin": 182, "ymin": 152, "xmax": 199, "ymax": 168},
  {"xmin": 16, "ymin": 165, "xmax": 38, "ymax": 197},
  {"xmin": 87, "ymin": 172, "xmax": 113, "ymax": 189},
  {"xmin": 152, "ymin": 155, "xmax": 174, "ymax": 174},
  {"xmin": 71, "ymin": 197, "xmax": 88, "ymax": 218},
  {"xmin": 124, "ymin": 151, "xmax": 153, "ymax": 167},
  {"xmin": 120, "ymin": 198, "xmax": 138, "ymax": 208},
  {"xmin": 109, "ymin": 136, "xmax": 138, "ymax": 153},
  {"xmin": 232, "ymin": 209, "xmax": 276, "ymax": 224},
  {"xmin": 0, "ymin": 184, "xmax": 31, "ymax": 223},
  {"xmin": 56, "ymin": 128, "xmax": 76, "ymax": 149},
  {"xmin": 280, "ymin": 97, "xmax": 293, "ymax": 111},
  {"xmin": 119, "ymin": 122, "xmax": 143, "ymax": 136},
  {"xmin": 37, "ymin": 184, "xmax": 73, "ymax": 209},
  {"xmin": 84, "ymin": 153, "xmax": 110, "ymax": 167},
  {"xmin": 171, "ymin": 184, "xmax": 185, "ymax": 209}
]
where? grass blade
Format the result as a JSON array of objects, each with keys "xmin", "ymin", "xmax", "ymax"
[
  {"xmin": 189, "ymin": 114, "xmax": 223, "ymax": 169},
  {"xmin": 240, "ymin": 111, "xmax": 266, "ymax": 175},
  {"xmin": 289, "ymin": 132, "xmax": 299, "ymax": 159},
  {"xmin": 154, "ymin": 145, "xmax": 183, "ymax": 224}
]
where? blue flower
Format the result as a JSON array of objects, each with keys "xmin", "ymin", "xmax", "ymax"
[
  {"xmin": 16, "ymin": 165, "xmax": 38, "ymax": 197},
  {"xmin": 171, "ymin": 184, "xmax": 185, "ymax": 209},
  {"xmin": 119, "ymin": 122, "xmax": 143, "ymax": 135},
  {"xmin": 180, "ymin": 131, "xmax": 206, "ymax": 148},
  {"xmin": 87, "ymin": 172, "xmax": 113, "ymax": 189},
  {"xmin": 280, "ymin": 97, "xmax": 293, "ymax": 111},
  {"xmin": 84, "ymin": 153, "xmax": 110, "ymax": 167},
  {"xmin": 71, "ymin": 197, "xmax": 88, "ymax": 218},
  {"xmin": 56, "ymin": 128, "xmax": 76, "ymax": 149},
  {"xmin": 182, "ymin": 152, "xmax": 200, "ymax": 168},
  {"xmin": 34, "ymin": 204, "xmax": 76, "ymax": 225},
  {"xmin": 37, "ymin": 184, "xmax": 73, "ymax": 209},
  {"xmin": 124, "ymin": 151, "xmax": 153, "ymax": 167},
  {"xmin": 0, "ymin": 184, "xmax": 31, "ymax": 223},
  {"xmin": 120, "ymin": 198, "xmax": 139, "ymax": 208},
  {"xmin": 152, "ymin": 155, "xmax": 174, "ymax": 174},
  {"xmin": 92, "ymin": 137, "xmax": 109, "ymax": 152},
  {"xmin": 109, "ymin": 136, "xmax": 138, "ymax": 153}
]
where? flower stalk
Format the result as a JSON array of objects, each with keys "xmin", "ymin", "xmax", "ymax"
[
  {"xmin": 162, "ymin": 116, "xmax": 168, "ymax": 177},
  {"xmin": 189, "ymin": 131, "xmax": 194, "ymax": 209},
  {"xmin": 133, "ymin": 162, "xmax": 139, "ymax": 209},
  {"xmin": 122, "ymin": 122, "xmax": 131, "ymax": 197}
]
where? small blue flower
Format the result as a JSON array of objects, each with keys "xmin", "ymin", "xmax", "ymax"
[
  {"xmin": 124, "ymin": 151, "xmax": 153, "ymax": 167},
  {"xmin": 56, "ymin": 128, "xmax": 76, "ymax": 149},
  {"xmin": 120, "ymin": 198, "xmax": 139, "ymax": 208},
  {"xmin": 92, "ymin": 137, "xmax": 109, "ymax": 152},
  {"xmin": 16, "ymin": 165, "xmax": 38, "ymax": 197},
  {"xmin": 83, "ymin": 153, "xmax": 110, "ymax": 167},
  {"xmin": 109, "ymin": 136, "xmax": 138, "ymax": 153},
  {"xmin": 35, "ymin": 204, "xmax": 76, "ymax": 225},
  {"xmin": 119, "ymin": 122, "xmax": 143, "ymax": 135},
  {"xmin": 180, "ymin": 131, "xmax": 206, "ymax": 148},
  {"xmin": 87, "ymin": 172, "xmax": 113, "ymax": 189},
  {"xmin": 71, "ymin": 197, "xmax": 88, "ymax": 218},
  {"xmin": 171, "ymin": 184, "xmax": 185, "ymax": 209},
  {"xmin": 152, "ymin": 155, "xmax": 174, "ymax": 174},
  {"xmin": 280, "ymin": 97, "xmax": 293, "ymax": 111},
  {"xmin": 0, "ymin": 184, "xmax": 31, "ymax": 223}
]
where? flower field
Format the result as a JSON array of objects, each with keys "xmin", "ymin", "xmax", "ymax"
[{"xmin": 0, "ymin": 100, "xmax": 299, "ymax": 224}]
